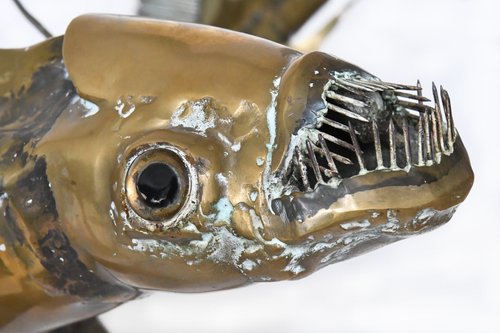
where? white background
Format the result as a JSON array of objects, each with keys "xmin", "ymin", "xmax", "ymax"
[{"xmin": 1, "ymin": 0, "xmax": 499, "ymax": 332}]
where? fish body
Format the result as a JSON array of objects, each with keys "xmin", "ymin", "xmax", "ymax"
[{"xmin": 0, "ymin": 15, "xmax": 473, "ymax": 332}]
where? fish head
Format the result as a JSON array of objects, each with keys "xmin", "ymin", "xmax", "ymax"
[{"xmin": 37, "ymin": 15, "xmax": 473, "ymax": 291}]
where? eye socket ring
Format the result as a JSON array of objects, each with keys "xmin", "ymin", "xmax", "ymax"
[{"xmin": 123, "ymin": 144, "xmax": 198, "ymax": 231}]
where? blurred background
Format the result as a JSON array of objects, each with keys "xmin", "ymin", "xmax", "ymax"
[{"xmin": 1, "ymin": 0, "xmax": 499, "ymax": 332}]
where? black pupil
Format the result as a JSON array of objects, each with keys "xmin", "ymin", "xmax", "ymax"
[{"xmin": 137, "ymin": 163, "xmax": 179, "ymax": 208}]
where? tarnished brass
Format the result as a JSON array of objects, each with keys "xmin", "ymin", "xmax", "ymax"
[
  {"xmin": 0, "ymin": 14, "xmax": 473, "ymax": 332},
  {"xmin": 139, "ymin": 0, "xmax": 327, "ymax": 44},
  {"xmin": 200, "ymin": 0, "xmax": 327, "ymax": 43}
]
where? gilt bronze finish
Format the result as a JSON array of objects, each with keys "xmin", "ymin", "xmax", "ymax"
[{"xmin": 0, "ymin": 14, "xmax": 473, "ymax": 332}]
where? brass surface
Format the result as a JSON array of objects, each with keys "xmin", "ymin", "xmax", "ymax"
[
  {"xmin": 200, "ymin": 0, "xmax": 327, "ymax": 43},
  {"xmin": 0, "ymin": 14, "xmax": 473, "ymax": 332}
]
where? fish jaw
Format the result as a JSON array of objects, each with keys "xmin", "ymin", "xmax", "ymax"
[{"xmin": 255, "ymin": 51, "xmax": 474, "ymax": 256}]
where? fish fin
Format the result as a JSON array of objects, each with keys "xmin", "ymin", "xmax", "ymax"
[{"xmin": 138, "ymin": 0, "xmax": 327, "ymax": 45}]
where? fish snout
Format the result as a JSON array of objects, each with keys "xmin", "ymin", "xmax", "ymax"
[{"xmin": 262, "ymin": 51, "xmax": 473, "ymax": 241}]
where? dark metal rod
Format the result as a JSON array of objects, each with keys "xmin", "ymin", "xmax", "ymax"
[{"xmin": 13, "ymin": 0, "xmax": 52, "ymax": 38}]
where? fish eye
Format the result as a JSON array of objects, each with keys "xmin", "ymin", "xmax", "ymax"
[
  {"xmin": 123, "ymin": 144, "xmax": 197, "ymax": 229},
  {"xmin": 136, "ymin": 162, "xmax": 179, "ymax": 208}
]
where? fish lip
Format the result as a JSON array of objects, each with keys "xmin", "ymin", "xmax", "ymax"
[{"xmin": 271, "ymin": 139, "xmax": 473, "ymax": 226}]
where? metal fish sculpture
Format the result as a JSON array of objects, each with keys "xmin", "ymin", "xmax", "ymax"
[{"xmin": 0, "ymin": 14, "xmax": 473, "ymax": 333}]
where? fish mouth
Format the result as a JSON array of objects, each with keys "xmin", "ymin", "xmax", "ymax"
[{"xmin": 264, "ymin": 52, "xmax": 473, "ymax": 233}]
